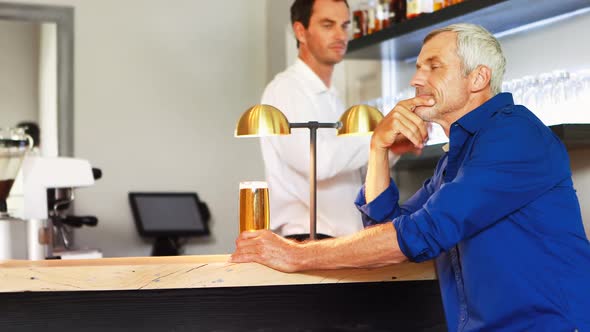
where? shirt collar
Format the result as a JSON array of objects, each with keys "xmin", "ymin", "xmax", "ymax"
[
  {"xmin": 446, "ymin": 92, "xmax": 514, "ymax": 157},
  {"xmin": 293, "ymin": 58, "xmax": 335, "ymax": 95},
  {"xmin": 455, "ymin": 92, "xmax": 514, "ymax": 135}
]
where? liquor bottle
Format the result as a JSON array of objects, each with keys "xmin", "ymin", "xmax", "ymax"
[
  {"xmin": 352, "ymin": 3, "xmax": 367, "ymax": 38},
  {"xmin": 433, "ymin": 0, "xmax": 444, "ymax": 11},
  {"xmin": 406, "ymin": 0, "xmax": 420, "ymax": 19},
  {"xmin": 367, "ymin": 1, "xmax": 377, "ymax": 34},
  {"xmin": 380, "ymin": 0, "xmax": 390, "ymax": 28},
  {"xmin": 390, "ymin": 0, "xmax": 407, "ymax": 23}
]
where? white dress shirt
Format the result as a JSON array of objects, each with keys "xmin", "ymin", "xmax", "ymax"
[{"xmin": 260, "ymin": 58, "xmax": 371, "ymax": 237}]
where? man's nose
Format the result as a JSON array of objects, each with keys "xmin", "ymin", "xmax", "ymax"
[
  {"xmin": 336, "ymin": 26, "xmax": 348, "ymax": 42},
  {"xmin": 410, "ymin": 70, "xmax": 426, "ymax": 88}
]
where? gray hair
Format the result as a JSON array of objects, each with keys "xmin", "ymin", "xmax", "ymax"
[{"xmin": 424, "ymin": 23, "xmax": 506, "ymax": 95}]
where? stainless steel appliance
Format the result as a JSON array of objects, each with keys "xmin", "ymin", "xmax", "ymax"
[{"xmin": 22, "ymin": 156, "xmax": 102, "ymax": 260}]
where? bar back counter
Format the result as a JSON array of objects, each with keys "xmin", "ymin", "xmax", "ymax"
[{"xmin": 0, "ymin": 255, "xmax": 445, "ymax": 331}]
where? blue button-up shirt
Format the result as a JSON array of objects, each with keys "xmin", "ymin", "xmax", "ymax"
[{"xmin": 355, "ymin": 93, "xmax": 590, "ymax": 331}]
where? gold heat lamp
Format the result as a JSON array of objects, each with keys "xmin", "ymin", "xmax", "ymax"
[{"xmin": 235, "ymin": 104, "xmax": 383, "ymax": 240}]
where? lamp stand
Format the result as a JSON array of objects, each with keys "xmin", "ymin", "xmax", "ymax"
[
  {"xmin": 236, "ymin": 104, "xmax": 383, "ymax": 240},
  {"xmin": 290, "ymin": 121, "xmax": 341, "ymax": 240}
]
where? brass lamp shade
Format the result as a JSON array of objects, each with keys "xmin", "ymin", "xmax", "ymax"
[
  {"xmin": 337, "ymin": 104, "xmax": 384, "ymax": 136},
  {"xmin": 235, "ymin": 104, "xmax": 291, "ymax": 137}
]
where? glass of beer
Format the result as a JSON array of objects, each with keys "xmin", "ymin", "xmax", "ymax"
[{"xmin": 239, "ymin": 181, "xmax": 270, "ymax": 233}]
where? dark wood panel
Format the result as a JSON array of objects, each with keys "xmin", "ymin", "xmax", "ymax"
[
  {"xmin": 397, "ymin": 144, "xmax": 445, "ymax": 170},
  {"xmin": 550, "ymin": 124, "xmax": 590, "ymax": 149},
  {"xmin": 0, "ymin": 280, "xmax": 446, "ymax": 332},
  {"xmin": 396, "ymin": 124, "xmax": 590, "ymax": 170}
]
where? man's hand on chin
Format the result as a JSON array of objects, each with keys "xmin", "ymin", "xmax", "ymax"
[{"xmin": 390, "ymin": 136, "xmax": 425, "ymax": 156}]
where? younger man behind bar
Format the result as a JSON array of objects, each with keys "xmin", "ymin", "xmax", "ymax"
[
  {"xmin": 260, "ymin": 0, "xmax": 380, "ymax": 240},
  {"xmin": 232, "ymin": 23, "xmax": 590, "ymax": 331}
]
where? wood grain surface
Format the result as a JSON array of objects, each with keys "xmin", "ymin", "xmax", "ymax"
[{"xmin": 0, "ymin": 254, "xmax": 436, "ymax": 293}]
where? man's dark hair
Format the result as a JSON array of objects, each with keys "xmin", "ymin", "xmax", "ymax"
[{"xmin": 290, "ymin": 0, "xmax": 349, "ymax": 47}]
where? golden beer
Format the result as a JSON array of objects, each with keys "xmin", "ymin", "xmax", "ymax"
[{"xmin": 239, "ymin": 182, "xmax": 270, "ymax": 232}]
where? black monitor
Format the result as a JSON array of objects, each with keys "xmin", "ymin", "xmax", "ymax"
[{"xmin": 129, "ymin": 192, "xmax": 210, "ymax": 255}]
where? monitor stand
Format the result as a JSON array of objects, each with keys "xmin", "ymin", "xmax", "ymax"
[{"xmin": 151, "ymin": 236, "xmax": 183, "ymax": 256}]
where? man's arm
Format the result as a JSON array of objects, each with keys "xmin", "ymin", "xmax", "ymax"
[
  {"xmin": 365, "ymin": 97, "xmax": 434, "ymax": 203},
  {"xmin": 231, "ymin": 97, "xmax": 435, "ymax": 273},
  {"xmin": 389, "ymin": 113, "xmax": 571, "ymax": 262},
  {"xmin": 230, "ymin": 223, "xmax": 406, "ymax": 272},
  {"xmin": 356, "ymin": 162, "xmax": 442, "ymax": 228}
]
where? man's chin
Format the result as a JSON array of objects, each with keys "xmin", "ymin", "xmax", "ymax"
[
  {"xmin": 328, "ymin": 56, "xmax": 344, "ymax": 65},
  {"xmin": 414, "ymin": 106, "xmax": 433, "ymax": 121},
  {"xmin": 326, "ymin": 52, "xmax": 346, "ymax": 64}
]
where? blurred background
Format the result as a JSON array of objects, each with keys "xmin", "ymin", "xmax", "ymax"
[{"xmin": 1, "ymin": 0, "xmax": 588, "ymax": 258}]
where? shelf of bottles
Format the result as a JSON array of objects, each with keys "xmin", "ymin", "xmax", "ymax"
[
  {"xmin": 351, "ymin": 0, "xmax": 466, "ymax": 41},
  {"xmin": 346, "ymin": 0, "xmax": 590, "ymax": 60},
  {"xmin": 348, "ymin": 0, "xmax": 590, "ymax": 169}
]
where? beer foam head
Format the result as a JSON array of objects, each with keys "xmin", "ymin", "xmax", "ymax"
[{"xmin": 239, "ymin": 181, "xmax": 268, "ymax": 190}]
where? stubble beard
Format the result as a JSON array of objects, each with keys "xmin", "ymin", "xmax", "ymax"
[{"xmin": 415, "ymin": 105, "xmax": 438, "ymax": 122}]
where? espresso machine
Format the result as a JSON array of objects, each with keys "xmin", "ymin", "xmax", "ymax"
[
  {"xmin": 0, "ymin": 127, "xmax": 102, "ymax": 260},
  {"xmin": 22, "ymin": 155, "xmax": 102, "ymax": 260}
]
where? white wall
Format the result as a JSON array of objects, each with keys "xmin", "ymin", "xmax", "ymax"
[
  {"xmin": 266, "ymin": 0, "xmax": 291, "ymax": 81},
  {"xmin": 5, "ymin": 0, "xmax": 268, "ymax": 256},
  {"xmin": 0, "ymin": 20, "xmax": 38, "ymax": 126}
]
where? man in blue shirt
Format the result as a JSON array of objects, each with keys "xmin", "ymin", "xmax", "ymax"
[{"xmin": 231, "ymin": 23, "xmax": 590, "ymax": 331}]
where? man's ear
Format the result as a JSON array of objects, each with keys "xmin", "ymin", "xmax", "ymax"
[
  {"xmin": 471, "ymin": 65, "xmax": 492, "ymax": 93},
  {"xmin": 293, "ymin": 22, "xmax": 306, "ymax": 46}
]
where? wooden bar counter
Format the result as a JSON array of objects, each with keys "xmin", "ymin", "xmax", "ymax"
[{"xmin": 0, "ymin": 255, "xmax": 446, "ymax": 331}]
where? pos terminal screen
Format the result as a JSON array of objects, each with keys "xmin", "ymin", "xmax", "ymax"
[{"xmin": 129, "ymin": 193, "xmax": 210, "ymax": 237}]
